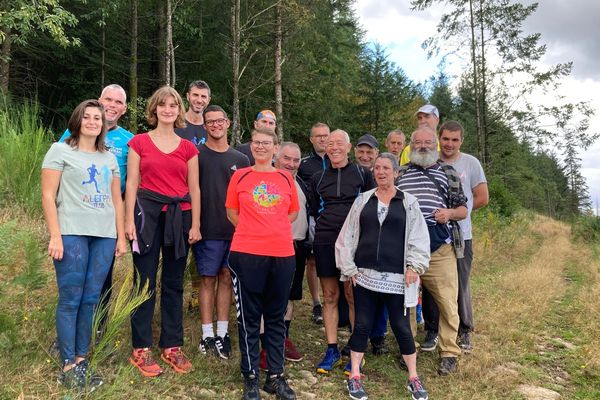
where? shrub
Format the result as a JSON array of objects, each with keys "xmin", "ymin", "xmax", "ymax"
[{"xmin": 572, "ymin": 215, "xmax": 600, "ymax": 243}]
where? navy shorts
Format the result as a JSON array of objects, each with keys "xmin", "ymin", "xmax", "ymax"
[
  {"xmin": 313, "ymin": 243, "xmax": 339, "ymax": 278},
  {"xmin": 192, "ymin": 240, "xmax": 231, "ymax": 276}
]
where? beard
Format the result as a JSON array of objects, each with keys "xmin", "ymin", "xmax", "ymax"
[{"xmin": 410, "ymin": 147, "xmax": 438, "ymax": 167}]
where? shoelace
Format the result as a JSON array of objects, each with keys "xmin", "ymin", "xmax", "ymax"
[
  {"xmin": 410, "ymin": 377, "xmax": 423, "ymax": 390},
  {"xmin": 349, "ymin": 378, "xmax": 362, "ymax": 391},
  {"xmin": 166, "ymin": 348, "xmax": 187, "ymax": 364},
  {"xmin": 138, "ymin": 349, "xmax": 156, "ymax": 366}
]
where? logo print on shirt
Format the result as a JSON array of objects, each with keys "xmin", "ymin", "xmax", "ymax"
[
  {"xmin": 231, "ymin": 165, "xmax": 237, "ymax": 171},
  {"xmin": 252, "ymin": 181, "xmax": 281, "ymax": 208},
  {"xmin": 82, "ymin": 163, "xmax": 101, "ymax": 193}
]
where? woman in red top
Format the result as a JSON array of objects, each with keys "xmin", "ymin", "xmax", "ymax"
[
  {"xmin": 226, "ymin": 128, "xmax": 299, "ymax": 400},
  {"xmin": 125, "ymin": 86, "xmax": 200, "ymax": 377}
]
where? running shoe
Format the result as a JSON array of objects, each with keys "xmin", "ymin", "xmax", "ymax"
[
  {"xmin": 199, "ymin": 336, "xmax": 225, "ymax": 359},
  {"xmin": 343, "ymin": 358, "xmax": 365, "ymax": 377},
  {"xmin": 458, "ymin": 331, "xmax": 473, "ymax": 353},
  {"xmin": 347, "ymin": 376, "xmax": 368, "ymax": 400},
  {"xmin": 58, "ymin": 365, "xmax": 86, "ymax": 391},
  {"xmin": 437, "ymin": 357, "xmax": 458, "ymax": 376},
  {"xmin": 284, "ymin": 338, "xmax": 303, "ymax": 362},
  {"xmin": 76, "ymin": 359, "xmax": 103, "ymax": 392},
  {"xmin": 161, "ymin": 347, "xmax": 193, "ymax": 374},
  {"xmin": 264, "ymin": 373, "xmax": 296, "ymax": 400},
  {"xmin": 316, "ymin": 347, "xmax": 341, "ymax": 374},
  {"xmin": 220, "ymin": 333, "xmax": 232, "ymax": 359},
  {"xmin": 129, "ymin": 348, "xmax": 163, "ymax": 377},
  {"xmin": 421, "ymin": 331, "xmax": 438, "ymax": 352},
  {"xmin": 242, "ymin": 373, "xmax": 261, "ymax": 400},
  {"xmin": 407, "ymin": 376, "xmax": 429, "ymax": 400},
  {"xmin": 312, "ymin": 304, "xmax": 323, "ymax": 325}
]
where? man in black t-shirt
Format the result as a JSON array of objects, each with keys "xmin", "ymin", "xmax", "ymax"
[
  {"xmin": 194, "ymin": 105, "xmax": 250, "ymax": 360},
  {"xmin": 175, "ymin": 80, "xmax": 211, "ymax": 146}
]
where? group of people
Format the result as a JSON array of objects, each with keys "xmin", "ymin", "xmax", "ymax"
[{"xmin": 41, "ymin": 79, "xmax": 488, "ymax": 400}]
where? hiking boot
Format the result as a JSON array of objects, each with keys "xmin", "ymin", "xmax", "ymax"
[
  {"xmin": 458, "ymin": 331, "xmax": 473, "ymax": 353},
  {"xmin": 421, "ymin": 331, "xmax": 438, "ymax": 352},
  {"xmin": 58, "ymin": 365, "xmax": 86, "ymax": 391},
  {"xmin": 221, "ymin": 333, "xmax": 232, "ymax": 359},
  {"xmin": 347, "ymin": 376, "xmax": 368, "ymax": 400},
  {"xmin": 315, "ymin": 347, "xmax": 341, "ymax": 374},
  {"xmin": 76, "ymin": 359, "xmax": 103, "ymax": 392},
  {"xmin": 259, "ymin": 348, "xmax": 268, "ymax": 370},
  {"xmin": 242, "ymin": 373, "xmax": 261, "ymax": 400},
  {"xmin": 312, "ymin": 304, "xmax": 323, "ymax": 325},
  {"xmin": 161, "ymin": 347, "xmax": 193, "ymax": 374},
  {"xmin": 407, "ymin": 376, "xmax": 429, "ymax": 400},
  {"xmin": 129, "ymin": 348, "xmax": 163, "ymax": 377},
  {"xmin": 264, "ymin": 373, "xmax": 296, "ymax": 400},
  {"xmin": 370, "ymin": 336, "xmax": 388, "ymax": 355},
  {"xmin": 343, "ymin": 358, "xmax": 365, "ymax": 377},
  {"xmin": 199, "ymin": 336, "xmax": 225, "ymax": 359},
  {"xmin": 437, "ymin": 357, "xmax": 458, "ymax": 376},
  {"xmin": 284, "ymin": 338, "xmax": 303, "ymax": 362}
]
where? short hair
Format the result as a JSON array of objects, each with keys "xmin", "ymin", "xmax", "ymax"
[
  {"xmin": 145, "ymin": 86, "xmax": 186, "ymax": 128},
  {"xmin": 329, "ymin": 129, "xmax": 350, "ymax": 144},
  {"xmin": 251, "ymin": 127, "xmax": 280, "ymax": 145},
  {"xmin": 310, "ymin": 122, "xmax": 330, "ymax": 136},
  {"xmin": 188, "ymin": 80, "xmax": 211, "ymax": 97},
  {"xmin": 438, "ymin": 120, "xmax": 464, "ymax": 140},
  {"xmin": 203, "ymin": 104, "xmax": 228, "ymax": 120},
  {"xmin": 376, "ymin": 152, "xmax": 400, "ymax": 172},
  {"xmin": 278, "ymin": 141, "xmax": 301, "ymax": 157},
  {"xmin": 66, "ymin": 99, "xmax": 108, "ymax": 152},
  {"xmin": 100, "ymin": 84, "xmax": 127, "ymax": 102},
  {"xmin": 386, "ymin": 129, "xmax": 405, "ymax": 141},
  {"xmin": 410, "ymin": 127, "xmax": 437, "ymax": 144}
]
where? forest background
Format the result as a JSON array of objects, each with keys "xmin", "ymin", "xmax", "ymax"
[{"xmin": 1, "ymin": 0, "xmax": 599, "ymax": 220}]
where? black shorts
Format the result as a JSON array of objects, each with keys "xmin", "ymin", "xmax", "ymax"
[
  {"xmin": 289, "ymin": 241, "xmax": 308, "ymax": 300},
  {"xmin": 313, "ymin": 243, "xmax": 339, "ymax": 278}
]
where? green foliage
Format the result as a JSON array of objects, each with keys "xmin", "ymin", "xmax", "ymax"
[
  {"xmin": 486, "ymin": 176, "xmax": 519, "ymax": 218},
  {"xmin": 571, "ymin": 215, "xmax": 600, "ymax": 243},
  {"xmin": 12, "ymin": 235, "xmax": 47, "ymax": 290},
  {"xmin": 0, "ymin": 220, "xmax": 47, "ymax": 290},
  {"xmin": 0, "ymin": 97, "xmax": 52, "ymax": 216}
]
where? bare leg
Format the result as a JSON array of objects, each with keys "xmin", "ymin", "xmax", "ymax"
[
  {"xmin": 215, "ymin": 267, "xmax": 232, "ymax": 322},
  {"xmin": 321, "ymin": 277, "xmax": 340, "ymax": 344},
  {"xmin": 199, "ymin": 276, "xmax": 217, "ymax": 325},
  {"xmin": 306, "ymin": 256, "xmax": 320, "ymax": 305},
  {"xmin": 350, "ymin": 350, "xmax": 363, "ymax": 377}
]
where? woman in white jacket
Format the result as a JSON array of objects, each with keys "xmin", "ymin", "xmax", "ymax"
[{"xmin": 336, "ymin": 153, "xmax": 430, "ymax": 400}]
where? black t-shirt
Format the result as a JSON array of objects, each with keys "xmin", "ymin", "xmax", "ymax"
[
  {"xmin": 198, "ymin": 144, "xmax": 250, "ymax": 239},
  {"xmin": 235, "ymin": 142, "xmax": 255, "ymax": 165},
  {"xmin": 175, "ymin": 121, "xmax": 207, "ymax": 146}
]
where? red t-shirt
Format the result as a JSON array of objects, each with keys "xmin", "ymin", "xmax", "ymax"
[
  {"xmin": 129, "ymin": 133, "xmax": 199, "ymax": 211},
  {"xmin": 225, "ymin": 167, "xmax": 299, "ymax": 257}
]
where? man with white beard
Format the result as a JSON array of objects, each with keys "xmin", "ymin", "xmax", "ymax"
[{"xmin": 396, "ymin": 127, "xmax": 468, "ymax": 376}]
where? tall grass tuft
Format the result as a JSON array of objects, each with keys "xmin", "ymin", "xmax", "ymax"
[
  {"xmin": 12, "ymin": 235, "xmax": 47, "ymax": 290},
  {"xmin": 0, "ymin": 96, "xmax": 52, "ymax": 217},
  {"xmin": 0, "ymin": 219, "xmax": 47, "ymax": 289},
  {"xmin": 89, "ymin": 268, "xmax": 152, "ymax": 371},
  {"xmin": 572, "ymin": 214, "xmax": 600, "ymax": 243}
]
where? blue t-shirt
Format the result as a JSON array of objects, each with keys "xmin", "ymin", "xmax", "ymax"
[{"xmin": 60, "ymin": 126, "xmax": 134, "ymax": 193}]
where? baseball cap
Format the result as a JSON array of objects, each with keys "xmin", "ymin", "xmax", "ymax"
[
  {"xmin": 415, "ymin": 104, "xmax": 439, "ymax": 118},
  {"xmin": 356, "ymin": 133, "xmax": 379, "ymax": 149},
  {"xmin": 256, "ymin": 109, "xmax": 277, "ymax": 122}
]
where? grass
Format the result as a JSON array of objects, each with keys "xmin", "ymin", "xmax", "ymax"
[{"xmin": 1, "ymin": 210, "xmax": 600, "ymax": 399}]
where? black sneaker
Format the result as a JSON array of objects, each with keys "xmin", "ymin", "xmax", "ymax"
[
  {"xmin": 370, "ymin": 336, "xmax": 388, "ymax": 355},
  {"xmin": 199, "ymin": 337, "xmax": 225, "ymax": 359},
  {"xmin": 58, "ymin": 366, "xmax": 86, "ymax": 391},
  {"xmin": 437, "ymin": 357, "xmax": 458, "ymax": 376},
  {"xmin": 76, "ymin": 359, "xmax": 103, "ymax": 391},
  {"xmin": 407, "ymin": 376, "xmax": 429, "ymax": 400},
  {"xmin": 312, "ymin": 304, "xmax": 323, "ymax": 325},
  {"xmin": 263, "ymin": 373, "xmax": 296, "ymax": 400},
  {"xmin": 458, "ymin": 331, "xmax": 473, "ymax": 353},
  {"xmin": 421, "ymin": 331, "xmax": 438, "ymax": 352},
  {"xmin": 242, "ymin": 374, "xmax": 261, "ymax": 400},
  {"xmin": 220, "ymin": 333, "xmax": 232, "ymax": 359}
]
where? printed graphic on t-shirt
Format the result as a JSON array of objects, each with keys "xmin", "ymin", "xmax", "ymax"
[
  {"xmin": 252, "ymin": 181, "xmax": 282, "ymax": 211},
  {"xmin": 81, "ymin": 163, "xmax": 113, "ymax": 208},
  {"xmin": 192, "ymin": 136, "xmax": 206, "ymax": 146}
]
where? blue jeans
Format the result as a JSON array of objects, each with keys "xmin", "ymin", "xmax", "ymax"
[{"xmin": 54, "ymin": 235, "xmax": 116, "ymax": 365}]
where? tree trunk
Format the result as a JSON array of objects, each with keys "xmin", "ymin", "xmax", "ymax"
[
  {"xmin": 165, "ymin": 0, "xmax": 173, "ymax": 86},
  {"xmin": 101, "ymin": 19, "xmax": 106, "ymax": 89},
  {"xmin": 157, "ymin": 2, "xmax": 166, "ymax": 85},
  {"xmin": 129, "ymin": 0, "xmax": 138, "ymax": 133},
  {"xmin": 0, "ymin": 27, "xmax": 11, "ymax": 94},
  {"xmin": 479, "ymin": 0, "xmax": 488, "ymax": 166},
  {"xmin": 468, "ymin": 0, "xmax": 484, "ymax": 163},
  {"xmin": 274, "ymin": 0, "xmax": 284, "ymax": 141},
  {"xmin": 231, "ymin": 0, "xmax": 241, "ymax": 146}
]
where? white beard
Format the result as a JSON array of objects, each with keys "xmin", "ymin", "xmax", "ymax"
[{"xmin": 410, "ymin": 148, "xmax": 438, "ymax": 167}]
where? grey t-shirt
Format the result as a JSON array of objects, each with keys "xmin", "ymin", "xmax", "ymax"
[
  {"xmin": 42, "ymin": 142, "xmax": 120, "ymax": 238},
  {"xmin": 447, "ymin": 153, "xmax": 487, "ymax": 240}
]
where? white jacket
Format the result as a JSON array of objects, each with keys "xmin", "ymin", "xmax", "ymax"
[{"xmin": 335, "ymin": 188, "xmax": 430, "ymax": 308}]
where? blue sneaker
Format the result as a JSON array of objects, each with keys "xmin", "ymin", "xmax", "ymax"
[
  {"xmin": 316, "ymin": 347, "xmax": 341, "ymax": 374},
  {"xmin": 343, "ymin": 358, "xmax": 366, "ymax": 376},
  {"xmin": 347, "ymin": 376, "xmax": 368, "ymax": 400},
  {"xmin": 407, "ymin": 376, "xmax": 429, "ymax": 400}
]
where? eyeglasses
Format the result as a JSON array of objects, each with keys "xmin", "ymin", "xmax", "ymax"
[
  {"xmin": 251, "ymin": 140, "xmax": 274, "ymax": 148},
  {"xmin": 412, "ymin": 140, "xmax": 435, "ymax": 147},
  {"xmin": 205, "ymin": 118, "xmax": 228, "ymax": 126}
]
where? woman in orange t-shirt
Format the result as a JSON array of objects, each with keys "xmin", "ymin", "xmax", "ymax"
[{"xmin": 225, "ymin": 128, "xmax": 299, "ymax": 400}]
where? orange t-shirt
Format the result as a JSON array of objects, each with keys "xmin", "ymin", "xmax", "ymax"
[{"xmin": 225, "ymin": 167, "xmax": 299, "ymax": 257}]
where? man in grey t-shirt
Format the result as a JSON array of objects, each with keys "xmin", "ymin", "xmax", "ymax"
[{"xmin": 438, "ymin": 120, "xmax": 488, "ymax": 352}]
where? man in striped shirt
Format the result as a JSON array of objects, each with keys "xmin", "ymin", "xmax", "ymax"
[{"xmin": 397, "ymin": 127, "xmax": 468, "ymax": 376}]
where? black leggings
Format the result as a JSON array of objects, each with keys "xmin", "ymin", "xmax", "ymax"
[{"xmin": 349, "ymin": 284, "xmax": 415, "ymax": 355}]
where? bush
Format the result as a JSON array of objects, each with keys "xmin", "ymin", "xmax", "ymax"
[
  {"xmin": 572, "ymin": 215, "xmax": 600, "ymax": 243},
  {"xmin": 0, "ymin": 97, "xmax": 52, "ymax": 216},
  {"xmin": 487, "ymin": 176, "xmax": 520, "ymax": 218}
]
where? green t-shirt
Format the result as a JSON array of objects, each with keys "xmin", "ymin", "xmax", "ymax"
[{"xmin": 42, "ymin": 142, "xmax": 120, "ymax": 238}]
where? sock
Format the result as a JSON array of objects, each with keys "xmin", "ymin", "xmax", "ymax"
[
  {"xmin": 327, "ymin": 343, "xmax": 338, "ymax": 351},
  {"xmin": 202, "ymin": 324, "xmax": 214, "ymax": 340},
  {"xmin": 260, "ymin": 333, "xmax": 266, "ymax": 348},
  {"xmin": 284, "ymin": 320, "xmax": 291, "ymax": 338},
  {"xmin": 217, "ymin": 320, "xmax": 229, "ymax": 338},
  {"xmin": 313, "ymin": 300, "xmax": 321, "ymax": 307}
]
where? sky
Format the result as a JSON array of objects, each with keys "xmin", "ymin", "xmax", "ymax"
[{"xmin": 354, "ymin": 0, "xmax": 600, "ymax": 213}]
